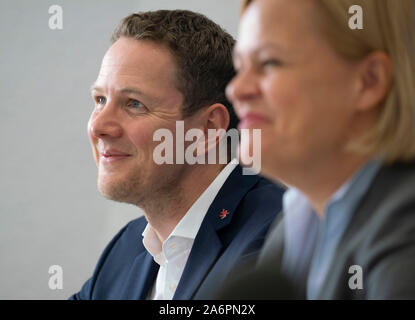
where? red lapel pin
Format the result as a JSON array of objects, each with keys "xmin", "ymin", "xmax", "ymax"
[{"xmin": 219, "ymin": 209, "xmax": 229, "ymax": 220}]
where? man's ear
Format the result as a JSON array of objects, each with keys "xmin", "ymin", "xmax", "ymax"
[
  {"xmin": 355, "ymin": 51, "xmax": 393, "ymax": 112},
  {"xmin": 203, "ymin": 103, "xmax": 230, "ymax": 157},
  {"xmin": 205, "ymin": 103, "xmax": 230, "ymax": 132}
]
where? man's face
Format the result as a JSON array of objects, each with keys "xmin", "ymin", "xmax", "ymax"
[{"xmin": 88, "ymin": 37, "xmax": 188, "ymax": 205}]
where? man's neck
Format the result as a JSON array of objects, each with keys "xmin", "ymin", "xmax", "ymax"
[{"xmin": 141, "ymin": 163, "xmax": 227, "ymax": 243}]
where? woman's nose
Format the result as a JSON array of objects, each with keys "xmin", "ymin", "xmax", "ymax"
[{"xmin": 226, "ymin": 68, "xmax": 260, "ymax": 105}]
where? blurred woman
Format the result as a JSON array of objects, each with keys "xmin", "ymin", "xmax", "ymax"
[{"xmin": 226, "ymin": 0, "xmax": 415, "ymax": 299}]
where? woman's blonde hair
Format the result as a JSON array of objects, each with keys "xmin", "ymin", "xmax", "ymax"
[{"xmin": 241, "ymin": 0, "xmax": 415, "ymax": 163}]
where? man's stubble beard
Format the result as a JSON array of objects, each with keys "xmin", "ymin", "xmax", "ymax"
[{"xmin": 97, "ymin": 164, "xmax": 186, "ymax": 210}]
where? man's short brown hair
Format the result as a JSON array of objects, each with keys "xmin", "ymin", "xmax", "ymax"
[{"xmin": 111, "ymin": 10, "xmax": 238, "ymax": 130}]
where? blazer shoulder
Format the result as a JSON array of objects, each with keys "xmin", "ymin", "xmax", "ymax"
[
  {"xmin": 358, "ymin": 164, "xmax": 415, "ymax": 255},
  {"xmin": 347, "ymin": 161, "xmax": 415, "ymax": 249},
  {"xmin": 322, "ymin": 161, "xmax": 415, "ymax": 299},
  {"xmin": 92, "ymin": 215, "xmax": 147, "ymax": 268},
  {"xmin": 99, "ymin": 215, "xmax": 148, "ymax": 261},
  {"xmin": 70, "ymin": 215, "xmax": 148, "ymax": 299},
  {"xmin": 242, "ymin": 176, "xmax": 285, "ymax": 216}
]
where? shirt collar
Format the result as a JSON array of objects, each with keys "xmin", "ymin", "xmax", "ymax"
[
  {"xmin": 281, "ymin": 159, "xmax": 382, "ymax": 291},
  {"xmin": 142, "ymin": 224, "xmax": 165, "ymax": 266},
  {"xmin": 142, "ymin": 160, "xmax": 238, "ymax": 264},
  {"xmin": 283, "ymin": 159, "xmax": 382, "ymax": 219}
]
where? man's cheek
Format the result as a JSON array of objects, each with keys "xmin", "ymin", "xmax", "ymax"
[
  {"xmin": 93, "ymin": 149, "xmax": 100, "ymax": 167},
  {"xmin": 89, "ymin": 141, "xmax": 100, "ymax": 167},
  {"xmin": 129, "ymin": 127, "xmax": 156, "ymax": 155}
]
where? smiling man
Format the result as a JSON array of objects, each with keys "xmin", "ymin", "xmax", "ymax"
[{"xmin": 70, "ymin": 10, "xmax": 285, "ymax": 300}]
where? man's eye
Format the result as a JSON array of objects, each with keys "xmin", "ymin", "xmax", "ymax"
[
  {"xmin": 128, "ymin": 99, "xmax": 145, "ymax": 109},
  {"xmin": 96, "ymin": 96, "xmax": 106, "ymax": 105}
]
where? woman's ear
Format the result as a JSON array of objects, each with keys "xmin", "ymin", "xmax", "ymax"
[{"xmin": 355, "ymin": 51, "xmax": 393, "ymax": 112}]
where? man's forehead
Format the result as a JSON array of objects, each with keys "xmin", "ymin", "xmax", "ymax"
[
  {"xmin": 103, "ymin": 38, "xmax": 176, "ymax": 69},
  {"xmin": 91, "ymin": 44, "xmax": 184, "ymax": 108},
  {"xmin": 97, "ymin": 38, "xmax": 179, "ymax": 86}
]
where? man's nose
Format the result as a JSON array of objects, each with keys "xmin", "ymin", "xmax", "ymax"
[
  {"xmin": 88, "ymin": 101, "xmax": 123, "ymax": 139},
  {"xmin": 226, "ymin": 68, "xmax": 260, "ymax": 105}
]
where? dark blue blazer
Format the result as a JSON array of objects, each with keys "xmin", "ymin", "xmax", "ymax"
[{"xmin": 70, "ymin": 165, "xmax": 284, "ymax": 300}]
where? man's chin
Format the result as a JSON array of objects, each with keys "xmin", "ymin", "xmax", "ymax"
[{"xmin": 97, "ymin": 179, "xmax": 141, "ymax": 205}]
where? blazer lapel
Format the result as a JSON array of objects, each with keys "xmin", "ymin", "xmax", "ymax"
[
  {"xmin": 173, "ymin": 222, "xmax": 223, "ymax": 300},
  {"xmin": 173, "ymin": 165, "xmax": 261, "ymax": 299},
  {"xmin": 121, "ymin": 251, "xmax": 159, "ymax": 299}
]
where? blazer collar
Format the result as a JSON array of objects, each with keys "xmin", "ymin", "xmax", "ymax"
[{"xmin": 173, "ymin": 165, "xmax": 261, "ymax": 299}]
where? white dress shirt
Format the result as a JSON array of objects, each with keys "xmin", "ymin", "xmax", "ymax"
[{"xmin": 142, "ymin": 160, "xmax": 238, "ymax": 300}]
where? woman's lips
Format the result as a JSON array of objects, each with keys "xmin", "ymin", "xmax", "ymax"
[{"xmin": 238, "ymin": 113, "xmax": 271, "ymax": 129}]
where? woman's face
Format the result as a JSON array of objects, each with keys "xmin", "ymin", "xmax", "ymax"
[{"xmin": 227, "ymin": 0, "xmax": 364, "ymax": 184}]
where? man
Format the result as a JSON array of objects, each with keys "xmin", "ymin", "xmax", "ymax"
[{"xmin": 70, "ymin": 10, "xmax": 284, "ymax": 300}]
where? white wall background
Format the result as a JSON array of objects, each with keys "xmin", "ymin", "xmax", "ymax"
[{"xmin": 0, "ymin": 0, "xmax": 240, "ymax": 299}]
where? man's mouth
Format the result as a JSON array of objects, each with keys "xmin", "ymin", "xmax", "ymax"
[{"xmin": 100, "ymin": 149, "xmax": 132, "ymax": 164}]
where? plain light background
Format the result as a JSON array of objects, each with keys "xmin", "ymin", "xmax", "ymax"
[{"xmin": 0, "ymin": 0, "xmax": 240, "ymax": 299}]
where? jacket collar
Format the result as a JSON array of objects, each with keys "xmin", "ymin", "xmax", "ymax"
[{"xmin": 173, "ymin": 165, "xmax": 261, "ymax": 299}]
